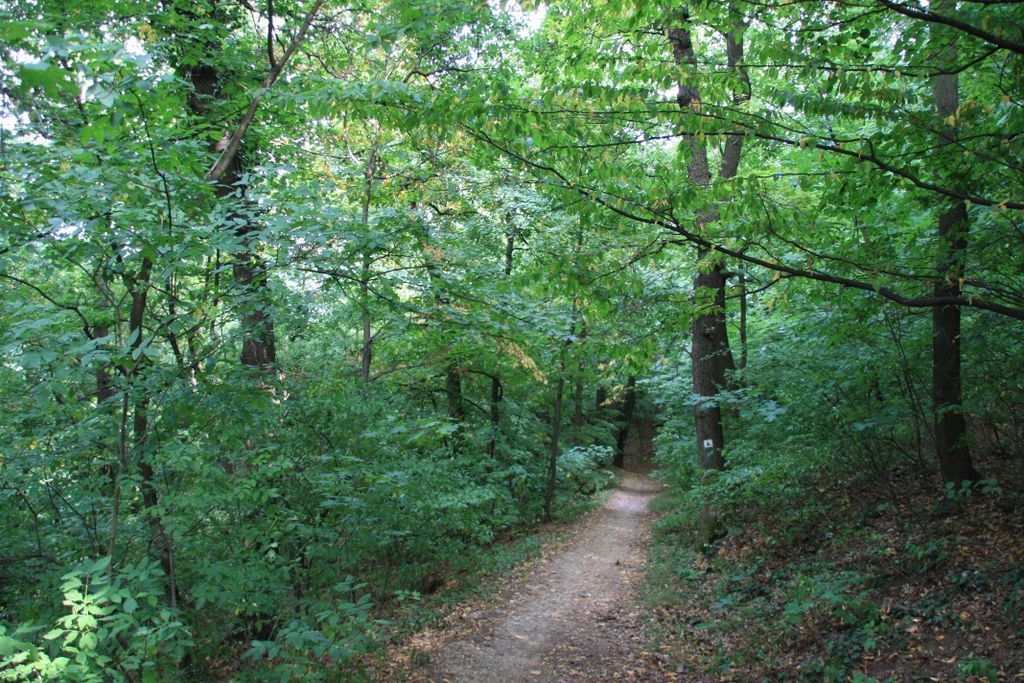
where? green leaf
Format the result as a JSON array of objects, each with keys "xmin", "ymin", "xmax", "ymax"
[
  {"xmin": 79, "ymin": 631, "xmax": 97, "ymax": 650},
  {"xmin": 16, "ymin": 62, "xmax": 73, "ymax": 97},
  {"xmin": 123, "ymin": 597, "xmax": 138, "ymax": 614}
]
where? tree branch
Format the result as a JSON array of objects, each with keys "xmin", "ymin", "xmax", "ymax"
[
  {"xmin": 205, "ymin": 0, "xmax": 327, "ymax": 182},
  {"xmin": 466, "ymin": 127, "xmax": 1024, "ymax": 321},
  {"xmin": 874, "ymin": 0, "xmax": 1024, "ymax": 55}
]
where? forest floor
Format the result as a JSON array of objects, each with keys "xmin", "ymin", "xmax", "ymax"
[
  {"xmin": 644, "ymin": 452, "xmax": 1024, "ymax": 682},
  {"xmin": 378, "ymin": 470, "xmax": 680, "ymax": 682}
]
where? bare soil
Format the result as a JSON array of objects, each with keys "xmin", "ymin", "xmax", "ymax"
[{"xmin": 384, "ymin": 471, "xmax": 678, "ymax": 682}]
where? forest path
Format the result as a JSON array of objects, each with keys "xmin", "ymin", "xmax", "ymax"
[{"xmin": 394, "ymin": 471, "xmax": 673, "ymax": 682}]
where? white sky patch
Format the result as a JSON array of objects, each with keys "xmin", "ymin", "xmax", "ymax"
[
  {"xmin": 494, "ymin": 1, "xmax": 547, "ymax": 36},
  {"xmin": 523, "ymin": 4, "xmax": 547, "ymax": 33}
]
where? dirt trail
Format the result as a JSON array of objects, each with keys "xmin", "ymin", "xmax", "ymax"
[{"xmin": 403, "ymin": 471, "xmax": 666, "ymax": 683}]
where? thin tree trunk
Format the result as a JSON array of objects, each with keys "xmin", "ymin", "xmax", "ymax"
[
  {"xmin": 932, "ymin": 5, "xmax": 979, "ymax": 485},
  {"xmin": 614, "ymin": 376, "xmax": 636, "ymax": 469},
  {"xmin": 361, "ymin": 256, "xmax": 373, "ymax": 384},
  {"xmin": 573, "ymin": 325, "xmax": 587, "ymax": 434},
  {"xmin": 446, "ymin": 367, "xmax": 464, "ymax": 422},
  {"xmin": 504, "ymin": 229, "xmax": 515, "ymax": 276},
  {"xmin": 126, "ymin": 258, "xmax": 178, "ymax": 607},
  {"xmin": 545, "ymin": 292, "xmax": 579, "ymax": 520},
  {"xmin": 487, "ymin": 229, "xmax": 516, "ymax": 457},
  {"xmin": 738, "ymin": 272, "xmax": 748, "ymax": 371},
  {"xmin": 93, "ymin": 322, "xmax": 114, "ymax": 404},
  {"xmin": 93, "ymin": 318, "xmax": 117, "ymax": 485},
  {"xmin": 418, "ymin": 226, "xmax": 464, "ymax": 447},
  {"xmin": 544, "ymin": 347, "xmax": 568, "ymax": 522},
  {"xmin": 573, "ymin": 376, "xmax": 585, "ymax": 429},
  {"xmin": 233, "ymin": 250, "xmax": 277, "ymax": 370},
  {"xmin": 360, "ymin": 148, "xmax": 378, "ymax": 384},
  {"xmin": 487, "ymin": 376, "xmax": 502, "ymax": 458}
]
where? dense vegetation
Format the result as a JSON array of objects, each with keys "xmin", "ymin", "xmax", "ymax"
[{"xmin": 1, "ymin": 0, "xmax": 1021, "ymax": 680}]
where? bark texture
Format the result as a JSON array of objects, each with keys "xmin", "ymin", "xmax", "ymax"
[
  {"xmin": 185, "ymin": 40, "xmax": 276, "ymax": 371},
  {"xmin": 931, "ymin": 2, "xmax": 980, "ymax": 485},
  {"xmin": 487, "ymin": 230, "xmax": 516, "ymax": 457},
  {"xmin": 614, "ymin": 376, "xmax": 637, "ymax": 469},
  {"xmin": 669, "ymin": 9, "xmax": 746, "ymax": 473},
  {"xmin": 544, "ymin": 359, "xmax": 566, "ymax": 522}
]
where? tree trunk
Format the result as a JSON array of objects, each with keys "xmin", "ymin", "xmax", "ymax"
[
  {"xmin": 738, "ymin": 272, "xmax": 748, "ymax": 371},
  {"xmin": 186, "ymin": 61, "xmax": 275, "ymax": 372},
  {"xmin": 360, "ymin": 149, "xmax": 378, "ymax": 384},
  {"xmin": 93, "ymin": 322, "xmax": 114, "ymax": 404},
  {"xmin": 545, "ymin": 294, "xmax": 578, "ymax": 520},
  {"xmin": 931, "ymin": 4, "xmax": 980, "ymax": 485},
  {"xmin": 126, "ymin": 258, "xmax": 178, "ymax": 607},
  {"xmin": 487, "ymin": 228, "xmax": 516, "ymax": 458},
  {"xmin": 233, "ymin": 251, "xmax": 277, "ymax": 370},
  {"xmin": 671, "ymin": 22, "xmax": 721, "ymax": 472},
  {"xmin": 671, "ymin": 9, "xmax": 748, "ymax": 543},
  {"xmin": 446, "ymin": 366, "xmax": 464, "ymax": 422},
  {"xmin": 361, "ymin": 257, "xmax": 373, "ymax": 383},
  {"xmin": 487, "ymin": 375, "xmax": 501, "ymax": 458},
  {"xmin": 691, "ymin": 254, "xmax": 728, "ymax": 470},
  {"xmin": 670, "ymin": 10, "xmax": 747, "ymax": 473},
  {"xmin": 573, "ymin": 323, "xmax": 587, "ymax": 433},
  {"xmin": 614, "ymin": 376, "xmax": 636, "ymax": 469},
  {"xmin": 445, "ymin": 364, "xmax": 465, "ymax": 457},
  {"xmin": 93, "ymin": 317, "xmax": 117, "ymax": 484},
  {"xmin": 544, "ymin": 352, "xmax": 567, "ymax": 522},
  {"xmin": 573, "ymin": 376, "xmax": 585, "ymax": 429}
]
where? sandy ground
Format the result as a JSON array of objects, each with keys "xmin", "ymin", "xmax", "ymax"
[{"xmin": 396, "ymin": 471, "xmax": 670, "ymax": 683}]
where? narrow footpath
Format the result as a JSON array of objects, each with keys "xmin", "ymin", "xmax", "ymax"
[{"xmin": 391, "ymin": 471, "xmax": 676, "ymax": 682}]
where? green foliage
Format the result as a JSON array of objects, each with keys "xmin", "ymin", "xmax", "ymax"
[
  {"xmin": 2, "ymin": 0, "xmax": 1023, "ymax": 678},
  {"xmin": 558, "ymin": 445, "xmax": 616, "ymax": 496},
  {"xmin": 0, "ymin": 558, "xmax": 189, "ymax": 682},
  {"xmin": 241, "ymin": 578, "xmax": 378, "ymax": 681},
  {"xmin": 957, "ymin": 656, "xmax": 1000, "ymax": 682},
  {"xmin": 946, "ymin": 478, "xmax": 1003, "ymax": 501}
]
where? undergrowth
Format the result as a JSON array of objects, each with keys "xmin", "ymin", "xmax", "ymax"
[{"xmin": 642, "ymin": 452, "xmax": 1024, "ymax": 681}]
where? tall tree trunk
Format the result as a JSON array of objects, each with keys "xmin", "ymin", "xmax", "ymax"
[
  {"xmin": 545, "ymin": 292, "xmax": 579, "ymax": 520},
  {"xmin": 419, "ymin": 226, "xmax": 464, "ymax": 447},
  {"xmin": 487, "ymin": 228, "xmax": 516, "ymax": 458},
  {"xmin": 738, "ymin": 272, "xmax": 748, "ymax": 371},
  {"xmin": 93, "ymin": 318, "xmax": 117, "ymax": 483},
  {"xmin": 670, "ymin": 13, "xmax": 742, "ymax": 472},
  {"xmin": 446, "ymin": 367, "xmax": 464, "ymax": 422},
  {"xmin": 544, "ymin": 345, "xmax": 568, "ymax": 522},
  {"xmin": 233, "ymin": 249, "xmax": 277, "ymax": 370},
  {"xmin": 932, "ymin": 2, "xmax": 980, "ymax": 486},
  {"xmin": 691, "ymin": 256, "xmax": 728, "ymax": 470},
  {"xmin": 487, "ymin": 375, "xmax": 502, "ymax": 458},
  {"xmin": 93, "ymin": 321, "xmax": 114, "ymax": 405},
  {"xmin": 361, "ymin": 255, "xmax": 373, "ymax": 383},
  {"xmin": 125, "ymin": 258, "xmax": 178, "ymax": 607},
  {"xmin": 360, "ymin": 148, "xmax": 378, "ymax": 384},
  {"xmin": 614, "ymin": 375, "xmax": 636, "ymax": 469},
  {"xmin": 573, "ymin": 376, "xmax": 585, "ymax": 430},
  {"xmin": 671, "ymin": 8, "xmax": 748, "ymax": 541},
  {"xmin": 186, "ymin": 60, "xmax": 275, "ymax": 372},
  {"xmin": 573, "ymin": 324, "xmax": 587, "ymax": 435}
]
